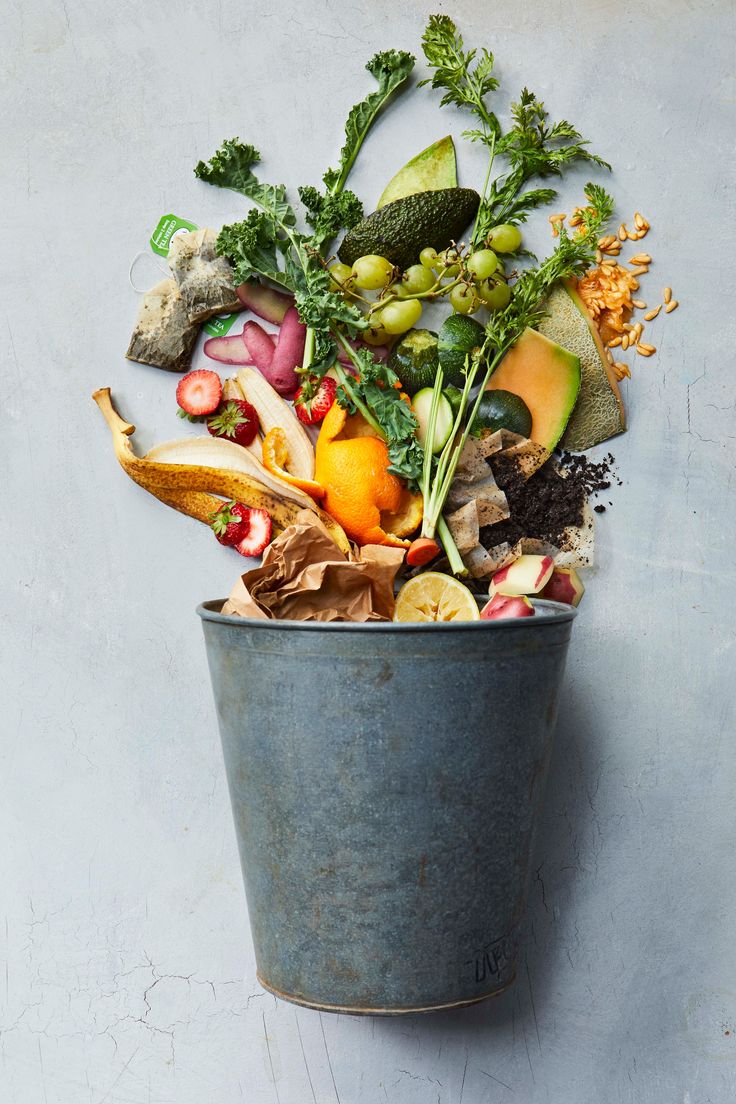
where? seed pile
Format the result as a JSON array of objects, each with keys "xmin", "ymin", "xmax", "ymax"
[{"xmin": 549, "ymin": 208, "xmax": 680, "ymax": 381}]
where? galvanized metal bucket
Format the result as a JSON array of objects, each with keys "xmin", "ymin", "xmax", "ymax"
[{"xmin": 198, "ymin": 599, "xmax": 576, "ymax": 1015}]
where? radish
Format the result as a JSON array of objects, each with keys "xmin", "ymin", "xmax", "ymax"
[
  {"xmin": 242, "ymin": 322, "xmax": 277, "ymax": 371},
  {"xmin": 203, "ymin": 332, "xmax": 255, "ymax": 366},
  {"xmin": 262, "ymin": 307, "xmax": 306, "ymax": 395},
  {"xmin": 236, "ymin": 282, "xmax": 294, "ymax": 324}
]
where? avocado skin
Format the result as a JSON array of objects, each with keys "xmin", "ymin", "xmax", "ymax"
[{"xmin": 338, "ymin": 188, "xmax": 481, "ymax": 272}]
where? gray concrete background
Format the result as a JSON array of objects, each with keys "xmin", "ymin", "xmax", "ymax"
[{"xmin": 2, "ymin": 1, "xmax": 735, "ymax": 1101}]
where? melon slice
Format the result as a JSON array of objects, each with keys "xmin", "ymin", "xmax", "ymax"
[
  {"xmin": 377, "ymin": 136, "xmax": 457, "ymax": 208},
  {"xmin": 537, "ymin": 281, "xmax": 625, "ymax": 451},
  {"xmin": 486, "ymin": 329, "xmax": 581, "ymax": 452}
]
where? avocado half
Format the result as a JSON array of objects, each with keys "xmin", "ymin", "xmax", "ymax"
[
  {"xmin": 338, "ymin": 187, "xmax": 480, "ymax": 273},
  {"xmin": 377, "ymin": 135, "xmax": 457, "ymax": 208}
]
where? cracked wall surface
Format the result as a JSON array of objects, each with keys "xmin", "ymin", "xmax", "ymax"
[{"xmin": 2, "ymin": 0, "xmax": 734, "ymax": 1101}]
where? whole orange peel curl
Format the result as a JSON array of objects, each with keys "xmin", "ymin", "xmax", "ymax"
[
  {"xmin": 262, "ymin": 427, "xmax": 326, "ymax": 500},
  {"xmin": 314, "ymin": 402, "xmax": 423, "ymax": 548}
]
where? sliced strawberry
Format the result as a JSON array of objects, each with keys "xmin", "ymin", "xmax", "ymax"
[
  {"xmin": 176, "ymin": 369, "xmax": 222, "ymax": 417},
  {"xmin": 210, "ymin": 501, "xmax": 251, "ymax": 547},
  {"xmin": 295, "ymin": 375, "xmax": 337, "ymax": 426},
  {"xmin": 235, "ymin": 508, "xmax": 272, "ymax": 558},
  {"xmin": 208, "ymin": 399, "xmax": 259, "ymax": 448}
]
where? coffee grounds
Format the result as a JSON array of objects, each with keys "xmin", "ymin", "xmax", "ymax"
[{"xmin": 481, "ymin": 450, "xmax": 617, "ymax": 550}]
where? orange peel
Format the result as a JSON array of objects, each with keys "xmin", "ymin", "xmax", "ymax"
[
  {"xmin": 315, "ymin": 403, "xmax": 423, "ymax": 548},
  {"xmin": 262, "ymin": 427, "xmax": 326, "ymax": 500}
]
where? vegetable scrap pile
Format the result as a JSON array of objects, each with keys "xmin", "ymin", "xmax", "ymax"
[{"xmin": 95, "ymin": 13, "xmax": 680, "ymax": 623}]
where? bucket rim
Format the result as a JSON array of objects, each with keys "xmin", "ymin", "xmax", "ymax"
[{"xmin": 196, "ymin": 596, "xmax": 577, "ymax": 631}]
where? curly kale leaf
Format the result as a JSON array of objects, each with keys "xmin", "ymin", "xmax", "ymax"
[
  {"xmin": 344, "ymin": 348, "xmax": 424, "ymax": 488},
  {"xmin": 216, "ymin": 211, "xmax": 294, "ymax": 291},
  {"xmin": 298, "ymin": 186, "xmax": 364, "ymax": 250},
  {"xmin": 194, "ymin": 140, "xmax": 296, "ymax": 229},
  {"xmin": 322, "ymin": 50, "xmax": 415, "ymax": 195}
]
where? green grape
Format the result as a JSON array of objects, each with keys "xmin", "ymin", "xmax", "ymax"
[
  {"xmin": 401, "ymin": 264, "xmax": 435, "ymax": 295},
  {"xmin": 328, "ymin": 262, "xmax": 353, "ymax": 292},
  {"xmin": 419, "ymin": 247, "xmax": 438, "ymax": 270},
  {"xmin": 363, "ymin": 324, "xmax": 392, "ymax": 346},
  {"xmin": 487, "ymin": 224, "xmax": 522, "ymax": 254},
  {"xmin": 449, "ymin": 284, "xmax": 481, "ymax": 315},
  {"xmin": 479, "ymin": 279, "xmax": 512, "ymax": 310},
  {"xmin": 466, "ymin": 248, "xmax": 499, "ymax": 280},
  {"xmin": 437, "ymin": 248, "xmax": 461, "ymax": 277},
  {"xmin": 351, "ymin": 254, "xmax": 394, "ymax": 290},
  {"xmin": 379, "ymin": 298, "xmax": 423, "ymax": 335}
]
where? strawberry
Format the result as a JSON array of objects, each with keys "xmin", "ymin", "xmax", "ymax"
[
  {"xmin": 208, "ymin": 399, "xmax": 259, "ymax": 447},
  {"xmin": 295, "ymin": 375, "xmax": 337, "ymax": 426},
  {"xmin": 210, "ymin": 501, "xmax": 251, "ymax": 547},
  {"xmin": 235, "ymin": 508, "xmax": 272, "ymax": 558},
  {"xmin": 176, "ymin": 369, "xmax": 222, "ymax": 417}
]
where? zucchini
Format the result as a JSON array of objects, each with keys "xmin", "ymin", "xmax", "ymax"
[
  {"xmin": 387, "ymin": 329, "xmax": 440, "ymax": 395},
  {"xmin": 471, "ymin": 389, "xmax": 533, "ymax": 438},
  {"xmin": 437, "ymin": 314, "xmax": 486, "ymax": 387}
]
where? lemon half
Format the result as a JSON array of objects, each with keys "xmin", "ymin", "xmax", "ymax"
[{"xmin": 393, "ymin": 572, "xmax": 480, "ymax": 623}]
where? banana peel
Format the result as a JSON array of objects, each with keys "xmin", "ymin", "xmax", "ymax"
[{"xmin": 92, "ymin": 388, "xmax": 350, "ymax": 554}]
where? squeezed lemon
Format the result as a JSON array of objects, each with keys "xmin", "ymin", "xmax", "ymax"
[{"xmin": 393, "ymin": 572, "xmax": 480, "ymax": 623}]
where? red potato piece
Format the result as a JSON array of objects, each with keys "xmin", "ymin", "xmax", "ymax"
[
  {"xmin": 263, "ymin": 306, "xmax": 306, "ymax": 396},
  {"xmin": 203, "ymin": 333, "xmax": 255, "ymax": 366},
  {"xmin": 489, "ymin": 554, "xmax": 554, "ymax": 597},
  {"xmin": 540, "ymin": 566, "xmax": 585, "ymax": 607},
  {"xmin": 236, "ymin": 282, "xmax": 294, "ymax": 324},
  {"xmin": 242, "ymin": 322, "xmax": 277, "ymax": 371},
  {"xmin": 480, "ymin": 594, "xmax": 535, "ymax": 620}
]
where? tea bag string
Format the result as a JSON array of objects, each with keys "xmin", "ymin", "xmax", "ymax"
[{"xmin": 128, "ymin": 252, "xmax": 170, "ymax": 294}]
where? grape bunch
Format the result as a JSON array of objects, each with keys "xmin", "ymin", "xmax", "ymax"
[{"xmin": 327, "ymin": 223, "xmax": 523, "ymax": 337}]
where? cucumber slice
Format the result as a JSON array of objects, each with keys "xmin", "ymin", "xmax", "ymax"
[{"xmin": 412, "ymin": 387, "xmax": 454, "ymax": 454}]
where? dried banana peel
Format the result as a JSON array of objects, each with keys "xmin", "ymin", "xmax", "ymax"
[{"xmin": 92, "ymin": 389, "xmax": 350, "ymax": 553}]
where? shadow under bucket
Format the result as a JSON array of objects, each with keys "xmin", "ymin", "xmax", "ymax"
[{"xmin": 198, "ymin": 598, "xmax": 576, "ymax": 1014}]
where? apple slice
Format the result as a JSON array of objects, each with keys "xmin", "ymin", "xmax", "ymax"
[
  {"xmin": 489, "ymin": 554, "xmax": 554, "ymax": 597},
  {"xmin": 540, "ymin": 566, "xmax": 585, "ymax": 607},
  {"xmin": 481, "ymin": 594, "xmax": 535, "ymax": 620}
]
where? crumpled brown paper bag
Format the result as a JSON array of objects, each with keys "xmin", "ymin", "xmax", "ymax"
[{"xmin": 221, "ymin": 511, "xmax": 404, "ymax": 622}]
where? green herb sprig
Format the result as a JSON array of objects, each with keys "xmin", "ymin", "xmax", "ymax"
[
  {"xmin": 421, "ymin": 183, "xmax": 614, "ymax": 551},
  {"xmin": 420, "ymin": 15, "xmax": 609, "ymax": 247}
]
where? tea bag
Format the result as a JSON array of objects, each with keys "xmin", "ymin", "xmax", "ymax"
[
  {"xmin": 168, "ymin": 228, "xmax": 241, "ymax": 323},
  {"xmin": 125, "ymin": 278, "xmax": 199, "ymax": 373}
]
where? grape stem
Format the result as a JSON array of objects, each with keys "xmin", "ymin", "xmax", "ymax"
[{"xmin": 367, "ymin": 272, "xmax": 463, "ymax": 315}]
